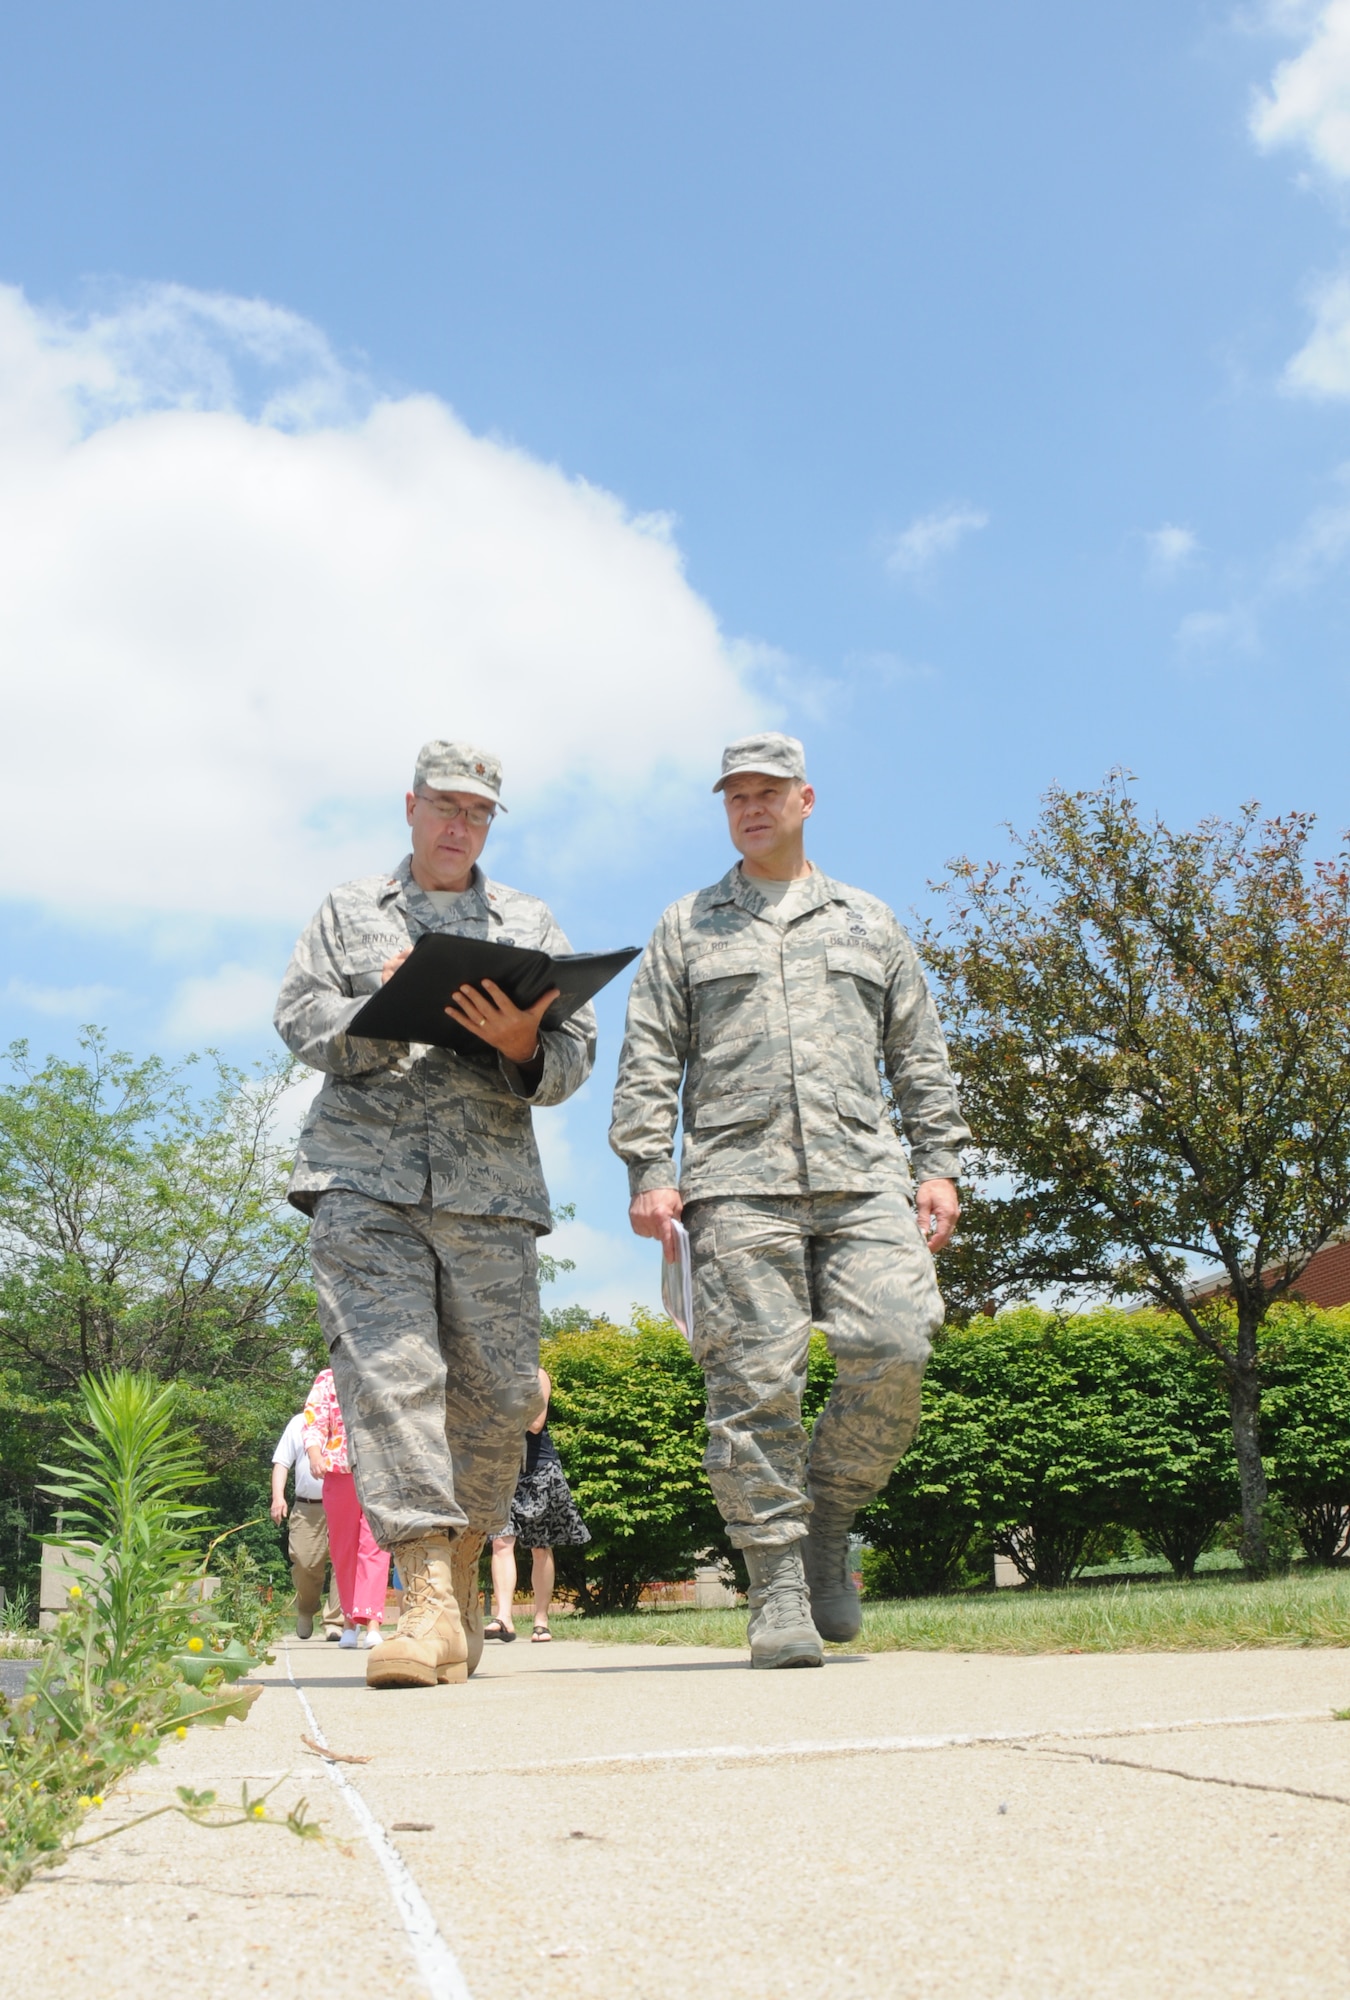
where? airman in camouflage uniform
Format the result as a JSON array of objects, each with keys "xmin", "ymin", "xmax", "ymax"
[
  {"xmin": 276, "ymin": 741, "xmax": 594, "ymax": 1688},
  {"xmin": 609, "ymin": 733, "xmax": 968, "ymax": 1667}
]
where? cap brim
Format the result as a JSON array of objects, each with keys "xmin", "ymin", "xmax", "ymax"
[
  {"xmin": 712, "ymin": 764, "xmax": 801, "ymax": 793},
  {"xmin": 417, "ymin": 777, "xmax": 506, "ymax": 810}
]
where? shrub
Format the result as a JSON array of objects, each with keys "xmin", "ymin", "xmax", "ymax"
[
  {"xmin": 1100, "ymin": 1317, "xmax": 1237, "ymax": 1580},
  {"xmin": 857, "ymin": 1368, "xmax": 988, "ymax": 1595},
  {"xmin": 542, "ymin": 1310, "xmax": 724, "ymax": 1614},
  {"xmin": 1261, "ymin": 1307, "xmax": 1350, "ymax": 1564},
  {"xmin": 913, "ymin": 1312, "xmax": 1144, "ymax": 1589}
]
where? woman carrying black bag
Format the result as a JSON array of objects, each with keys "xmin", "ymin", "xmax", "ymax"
[{"xmin": 485, "ymin": 1367, "xmax": 590, "ymax": 1642}]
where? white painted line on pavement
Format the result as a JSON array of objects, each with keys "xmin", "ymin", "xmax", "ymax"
[
  {"xmin": 474, "ymin": 1708, "xmax": 1330, "ymax": 1778},
  {"xmin": 285, "ymin": 1647, "xmax": 472, "ymax": 2000}
]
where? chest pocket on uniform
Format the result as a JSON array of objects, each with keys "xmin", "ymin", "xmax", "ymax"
[
  {"xmin": 825, "ymin": 946, "xmax": 885, "ymax": 1036},
  {"xmin": 688, "ymin": 950, "xmax": 765, "ymax": 1047},
  {"xmin": 343, "ymin": 954, "xmax": 392, "ymax": 998}
]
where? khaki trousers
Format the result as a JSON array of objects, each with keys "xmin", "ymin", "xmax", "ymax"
[{"xmin": 286, "ymin": 1496, "xmax": 343, "ymax": 1631}]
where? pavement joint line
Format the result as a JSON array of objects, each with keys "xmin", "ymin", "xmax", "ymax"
[
  {"xmin": 282, "ymin": 1645, "xmax": 472, "ymax": 2000},
  {"xmin": 1039, "ymin": 1744, "xmax": 1350, "ymax": 1809},
  {"xmin": 461, "ymin": 1708, "xmax": 1331, "ymax": 1779}
]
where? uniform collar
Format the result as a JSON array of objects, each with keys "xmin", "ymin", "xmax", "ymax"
[
  {"xmin": 385, "ymin": 855, "xmax": 498, "ymax": 925},
  {"xmin": 709, "ymin": 861, "xmax": 843, "ymax": 922}
]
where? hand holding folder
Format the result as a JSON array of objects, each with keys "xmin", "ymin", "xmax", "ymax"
[{"xmin": 349, "ymin": 933, "xmax": 639, "ymax": 1062}]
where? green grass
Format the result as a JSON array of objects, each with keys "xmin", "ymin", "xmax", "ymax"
[{"xmin": 551, "ymin": 1569, "xmax": 1350, "ymax": 1654}]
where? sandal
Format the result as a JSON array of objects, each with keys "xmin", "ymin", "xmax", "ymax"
[
  {"xmin": 484, "ymin": 1619, "xmax": 517, "ymax": 1643},
  {"xmin": 532, "ymin": 1623, "xmax": 552, "ymax": 1643}
]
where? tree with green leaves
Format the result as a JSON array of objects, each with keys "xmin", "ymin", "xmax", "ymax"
[
  {"xmin": 923, "ymin": 776, "xmax": 1350, "ymax": 1574},
  {"xmin": 0, "ymin": 1031, "xmax": 311, "ymax": 1389}
]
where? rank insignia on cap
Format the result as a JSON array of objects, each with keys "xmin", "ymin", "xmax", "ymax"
[{"xmin": 475, "ymin": 762, "xmax": 485, "ymax": 774}]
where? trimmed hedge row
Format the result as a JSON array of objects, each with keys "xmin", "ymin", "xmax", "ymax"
[
  {"xmin": 542, "ymin": 1304, "xmax": 1350, "ymax": 1605},
  {"xmin": 860, "ymin": 1305, "xmax": 1350, "ymax": 1592},
  {"xmin": 17, "ymin": 1304, "xmax": 1345, "ymax": 1613}
]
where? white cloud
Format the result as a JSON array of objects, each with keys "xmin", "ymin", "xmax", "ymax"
[
  {"xmin": 1175, "ymin": 608, "xmax": 1260, "ymax": 657},
  {"xmin": 1143, "ymin": 524, "xmax": 1199, "ymax": 574},
  {"xmin": 531, "ymin": 1100, "xmax": 577, "ymax": 1188},
  {"xmin": 164, "ymin": 963, "xmax": 279, "ymax": 1040},
  {"xmin": 0, "ymin": 282, "xmax": 763, "ymax": 924},
  {"xmin": 1281, "ymin": 268, "xmax": 1350, "ymax": 394},
  {"xmin": 1250, "ymin": 6, "xmax": 1350, "ymax": 394},
  {"xmin": 542, "ymin": 1214, "xmax": 664, "ymax": 1323},
  {"xmin": 5, "ymin": 977, "xmax": 120, "ymax": 1017},
  {"xmin": 261, "ymin": 1063, "xmax": 324, "ymax": 1149},
  {"xmin": 1252, "ymin": 0, "xmax": 1350, "ymax": 178},
  {"xmin": 1270, "ymin": 475, "xmax": 1350, "ymax": 578},
  {"xmin": 885, "ymin": 504, "xmax": 989, "ymax": 578}
]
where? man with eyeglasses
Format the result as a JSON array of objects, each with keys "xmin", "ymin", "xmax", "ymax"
[
  {"xmin": 609, "ymin": 733, "xmax": 968, "ymax": 1669},
  {"xmin": 275, "ymin": 740, "xmax": 594, "ymax": 1690}
]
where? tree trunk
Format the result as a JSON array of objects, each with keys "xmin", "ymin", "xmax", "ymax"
[{"xmin": 1227, "ymin": 1338, "xmax": 1269, "ymax": 1576}]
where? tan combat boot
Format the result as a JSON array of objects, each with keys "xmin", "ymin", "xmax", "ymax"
[
  {"xmin": 366, "ymin": 1532, "xmax": 469, "ymax": 1689},
  {"xmin": 450, "ymin": 1529, "xmax": 486, "ymax": 1677}
]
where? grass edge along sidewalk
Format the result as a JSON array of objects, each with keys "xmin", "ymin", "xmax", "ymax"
[{"xmin": 550, "ymin": 1571, "xmax": 1350, "ymax": 1654}]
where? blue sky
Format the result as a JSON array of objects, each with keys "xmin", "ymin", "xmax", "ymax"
[{"xmin": 3, "ymin": 2, "xmax": 1350, "ymax": 1316}]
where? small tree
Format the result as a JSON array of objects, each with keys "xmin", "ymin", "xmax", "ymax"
[
  {"xmin": 0, "ymin": 1031, "xmax": 310, "ymax": 1389},
  {"xmin": 925, "ymin": 777, "xmax": 1350, "ymax": 1573}
]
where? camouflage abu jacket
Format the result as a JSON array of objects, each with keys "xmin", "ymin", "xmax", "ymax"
[
  {"xmin": 608, "ymin": 863, "xmax": 968, "ymax": 1202},
  {"xmin": 275, "ymin": 857, "xmax": 595, "ymax": 1229}
]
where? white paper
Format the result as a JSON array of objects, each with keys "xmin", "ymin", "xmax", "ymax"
[{"xmin": 660, "ymin": 1219, "xmax": 696, "ymax": 1343}]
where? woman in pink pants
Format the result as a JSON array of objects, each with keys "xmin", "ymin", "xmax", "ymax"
[{"xmin": 302, "ymin": 1367, "xmax": 390, "ymax": 1649}]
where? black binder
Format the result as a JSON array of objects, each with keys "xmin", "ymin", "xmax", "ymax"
[{"xmin": 348, "ymin": 933, "xmax": 639, "ymax": 1060}]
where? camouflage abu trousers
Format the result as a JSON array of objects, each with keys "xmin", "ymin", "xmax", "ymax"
[
  {"xmin": 309, "ymin": 1189, "xmax": 545, "ymax": 1550},
  {"xmin": 683, "ymin": 1190, "xmax": 943, "ymax": 1550}
]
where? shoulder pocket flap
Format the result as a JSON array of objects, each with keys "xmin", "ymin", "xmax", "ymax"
[
  {"xmin": 693, "ymin": 1091, "xmax": 773, "ymax": 1131},
  {"xmin": 825, "ymin": 946, "xmax": 886, "ymax": 986},
  {"xmin": 835, "ymin": 1085, "xmax": 882, "ymax": 1129},
  {"xmin": 689, "ymin": 951, "xmax": 763, "ymax": 986}
]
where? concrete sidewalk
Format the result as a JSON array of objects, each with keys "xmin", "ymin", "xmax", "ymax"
[{"xmin": 6, "ymin": 1634, "xmax": 1350, "ymax": 1998}]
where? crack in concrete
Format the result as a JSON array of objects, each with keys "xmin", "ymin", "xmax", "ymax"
[{"xmin": 1037, "ymin": 1744, "xmax": 1350, "ymax": 1809}]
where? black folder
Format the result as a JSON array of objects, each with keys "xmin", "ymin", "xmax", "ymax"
[{"xmin": 348, "ymin": 933, "xmax": 640, "ymax": 1060}]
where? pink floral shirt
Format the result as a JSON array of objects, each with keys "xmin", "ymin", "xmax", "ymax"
[{"xmin": 301, "ymin": 1368, "xmax": 348, "ymax": 1475}]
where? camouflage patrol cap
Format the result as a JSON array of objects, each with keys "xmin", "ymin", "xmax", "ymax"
[
  {"xmin": 713, "ymin": 731, "xmax": 807, "ymax": 793},
  {"xmin": 413, "ymin": 740, "xmax": 507, "ymax": 811}
]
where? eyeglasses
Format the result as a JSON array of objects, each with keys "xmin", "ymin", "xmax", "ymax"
[{"xmin": 413, "ymin": 793, "xmax": 497, "ymax": 828}]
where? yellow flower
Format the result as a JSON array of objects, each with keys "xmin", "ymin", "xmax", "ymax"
[
  {"xmin": 91, "ymin": 1794, "xmax": 104, "ymax": 1808},
  {"xmin": 77, "ymin": 1795, "xmax": 91, "ymax": 1809},
  {"xmin": 175, "ymin": 1727, "xmax": 188, "ymax": 1740},
  {"xmin": 186, "ymin": 1636, "xmax": 204, "ymax": 1653},
  {"xmin": 130, "ymin": 1723, "xmax": 141, "ymax": 1737},
  {"xmin": 251, "ymin": 1803, "xmax": 265, "ymax": 1819},
  {"xmin": 68, "ymin": 1585, "xmax": 82, "ymax": 1599}
]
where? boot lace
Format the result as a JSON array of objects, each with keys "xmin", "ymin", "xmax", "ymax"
[{"xmin": 397, "ymin": 1546, "xmax": 435, "ymax": 1633}]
